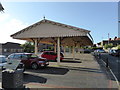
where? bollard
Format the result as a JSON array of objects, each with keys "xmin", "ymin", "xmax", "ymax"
[
  {"xmin": 106, "ymin": 58, "xmax": 108, "ymax": 68},
  {"xmin": 98, "ymin": 53, "xmax": 101, "ymax": 59}
]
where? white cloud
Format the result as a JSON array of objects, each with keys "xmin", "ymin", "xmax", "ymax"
[
  {"xmin": 0, "ymin": 14, "xmax": 9, "ymax": 23},
  {"xmin": 0, "ymin": 14, "xmax": 28, "ymax": 44}
]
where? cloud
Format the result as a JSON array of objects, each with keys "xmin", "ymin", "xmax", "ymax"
[
  {"xmin": 0, "ymin": 14, "xmax": 9, "ymax": 22},
  {"xmin": 0, "ymin": 14, "xmax": 28, "ymax": 44}
]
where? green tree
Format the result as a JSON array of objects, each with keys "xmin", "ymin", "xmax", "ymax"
[
  {"xmin": 118, "ymin": 45, "xmax": 120, "ymax": 49},
  {"xmin": 21, "ymin": 41, "xmax": 34, "ymax": 53},
  {"xmin": 104, "ymin": 44, "xmax": 113, "ymax": 49}
]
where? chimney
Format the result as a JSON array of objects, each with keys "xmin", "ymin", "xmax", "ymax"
[
  {"xmin": 114, "ymin": 37, "xmax": 117, "ymax": 40},
  {"xmin": 109, "ymin": 38, "xmax": 111, "ymax": 41}
]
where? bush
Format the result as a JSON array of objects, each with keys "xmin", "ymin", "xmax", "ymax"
[
  {"xmin": 104, "ymin": 44, "xmax": 113, "ymax": 49},
  {"xmin": 118, "ymin": 45, "xmax": 120, "ymax": 49}
]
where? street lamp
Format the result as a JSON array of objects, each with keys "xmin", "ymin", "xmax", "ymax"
[{"xmin": 0, "ymin": 3, "xmax": 4, "ymax": 12}]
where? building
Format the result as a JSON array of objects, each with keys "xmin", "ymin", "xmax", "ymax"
[
  {"xmin": 11, "ymin": 19, "xmax": 93, "ymax": 63},
  {"xmin": 97, "ymin": 37, "xmax": 120, "ymax": 47},
  {"xmin": 0, "ymin": 42, "xmax": 24, "ymax": 56},
  {"xmin": 38, "ymin": 43, "xmax": 54, "ymax": 52}
]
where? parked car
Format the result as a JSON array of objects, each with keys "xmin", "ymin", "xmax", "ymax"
[
  {"xmin": 0, "ymin": 55, "xmax": 7, "ymax": 69},
  {"xmin": 94, "ymin": 49, "xmax": 106, "ymax": 53},
  {"xmin": 109, "ymin": 49, "xmax": 120, "ymax": 57},
  {"xmin": 108, "ymin": 49, "xmax": 116, "ymax": 55},
  {"xmin": 39, "ymin": 51, "xmax": 64, "ymax": 61},
  {"xmin": 115, "ymin": 49, "xmax": 120, "ymax": 57},
  {"xmin": 7, "ymin": 53, "xmax": 49, "ymax": 69},
  {"xmin": 79, "ymin": 49, "xmax": 93, "ymax": 53}
]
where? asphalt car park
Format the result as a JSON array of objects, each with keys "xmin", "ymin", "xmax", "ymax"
[
  {"xmin": 22, "ymin": 53, "xmax": 118, "ymax": 88},
  {"xmin": 0, "ymin": 53, "xmax": 118, "ymax": 88}
]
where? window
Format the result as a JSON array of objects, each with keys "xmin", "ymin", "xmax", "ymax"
[
  {"xmin": 12, "ymin": 49, "xmax": 16, "ymax": 52},
  {"xmin": 50, "ymin": 52, "xmax": 56, "ymax": 55},
  {"xmin": 10, "ymin": 49, "xmax": 14, "ymax": 52},
  {"xmin": 21, "ymin": 54, "xmax": 28, "ymax": 59},
  {"xmin": 8, "ymin": 54, "xmax": 14, "ymax": 59},
  {"xmin": 27, "ymin": 54, "xmax": 38, "ymax": 59},
  {"xmin": 20, "ymin": 49, "xmax": 23, "ymax": 52},
  {"xmin": 4, "ymin": 49, "xmax": 6, "ymax": 52},
  {"xmin": 0, "ymin": 49, "xmax": 2, "ymax": 53},
  {"xmin": 14, "ymin": 54, "xmax": 21, "ymax": 59},
  {"xmin": 0, "ymin": 57, "xmax": 6, "ymax": 63}
]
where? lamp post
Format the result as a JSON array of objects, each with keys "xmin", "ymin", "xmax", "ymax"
[
  {"xmin": 118, "ymin": 20, "xmax": 120, "ymax": 38},
  {"xmin": 108, "ymin": 33, "xmax": 110, "ymax": 44}
]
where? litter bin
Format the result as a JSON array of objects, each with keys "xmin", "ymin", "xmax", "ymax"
[
  {"xmin": 2, "ymin": 69, "xmax": 24, "ymax": 88},
  {"xmin": 2, "ymin": 59, "xmax": 24, "ymax": 89}
]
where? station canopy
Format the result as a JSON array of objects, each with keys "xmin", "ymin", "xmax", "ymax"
[{"xmin": 11, "ymin": 19, "xmax": 93, "ymax": 47}]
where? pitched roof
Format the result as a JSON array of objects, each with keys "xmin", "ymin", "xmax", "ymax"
[
  {"xmin": 1, "ymin": 42, "xmax": 22, "ymax": 49},
  {"xmin": 116, "ymin": 38, "xmax": 120, "ymax": 40},
  {"xmin": 11, "ymin": 19, "xmax": 91, "ymax": 39},
  {"xmin": 11, "ymin": 19, "xmax": 93, "ymax": 46}
]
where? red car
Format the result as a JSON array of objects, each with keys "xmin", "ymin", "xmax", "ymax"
[
  {"xmin": 7, "ymin": 53, "xmax": 49, "ymax": 69},
  {"xmin": 40, "ymin": 51, "xmax": 64, "ymax": 61}
]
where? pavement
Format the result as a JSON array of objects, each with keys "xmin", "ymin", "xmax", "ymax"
[
  {"xmin": 23, "ymin": 53, "xmax": 119, "ymax": 89},
  {"xmin": 100, "ymin": 53, "xmax": 120, "ymax": 82}
]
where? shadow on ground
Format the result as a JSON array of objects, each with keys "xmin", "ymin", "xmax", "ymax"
[
  {"xmin": 64, "ymin": 58, "xmax": 80, "ymax": 60},
  {"xmin": 25, "ymin": 67, "xmax": 69, "ymax": 75},
  {"xmin": 61, "ymin": 60, "xmax": 82, "ymax": 63},
  {"xmin": 23, "ymin": 73, "xmax": 47, "ymax": 84},
  {"xmin": 49, "ymin": 58, "xmax": 81, "ymax": 63},
  {"xmin": 60, "ymin": 65, "xmax": 103, "ymax": 74}
]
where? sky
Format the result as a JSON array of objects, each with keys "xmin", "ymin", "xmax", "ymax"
[{"xmin": 0, "ymin": 2, "xmax": 118, "ymax": 44}]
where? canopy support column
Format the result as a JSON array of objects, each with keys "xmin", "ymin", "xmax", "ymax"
[
  {"xmin": 54, "ymin": 43, "xmax": 57, "ymax": 53},
  {"xmin": 57, "ymin": 37, "xmax": 60, "ymax": 65},
  {"xmin": 72, "ymin": 46, "xmax": 75, "ymax": 60},
  {"xmin": 35, "ymin": 39, "xmax": 38, "ymax": 55},
  {"xmin": 63, "ymin": 46, "xmax": 66, "ymax": 56}
]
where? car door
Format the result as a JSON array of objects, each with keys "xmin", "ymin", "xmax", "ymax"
[
  {"xmin": 21, "ymin": 54, "xmax": 29, "ymax": 67},
  {"xmin": 50, "ymin": 52, "xmax": 57, "ymax": 60},
  {"xmin": 42, "ymin": 52, "xmax": 51, "ymax": 60}
]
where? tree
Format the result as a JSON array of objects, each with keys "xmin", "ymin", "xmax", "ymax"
[
  {"xmin": 0, "ymin": 3, "xmax": 4, "ymax": 12},
  {"xmin": 104, "ymin": 44, "xmax": 113, "ymax": 49},
  {"xmin": 118, "ymin": 45, "xmax": 120, "ymax": 49},
  {"xmin": 21, "ymin": 41, "xmax": 34, "ymax": 53}
]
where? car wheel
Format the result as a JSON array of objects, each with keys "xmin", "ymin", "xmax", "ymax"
[
  {"xmin": 42, "ymin": 65, "xmax": 47, "ymax": 68},
  {"xmin": 31, "ymin": 63, "xmax": 38, "ymax": 70}
]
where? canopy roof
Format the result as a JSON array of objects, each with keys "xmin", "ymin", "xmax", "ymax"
[{"xmin": 11, "ymin": 19, "xmax": 93, "ymax": 46}]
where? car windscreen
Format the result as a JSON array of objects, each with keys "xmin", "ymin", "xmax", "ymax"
[
  {"xmin": 27, "ymin": 54, "xmax": 38, "ymax": 58},
  {"xmin": 50, "ymin": 52, "xmax": 56, "ymax": 55}
]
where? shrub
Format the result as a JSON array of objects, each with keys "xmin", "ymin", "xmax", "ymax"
[{"xmin": 104, "ymin": 44, "xmax": 113, "ymax": 49}]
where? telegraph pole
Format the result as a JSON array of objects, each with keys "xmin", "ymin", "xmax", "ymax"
[
  {"xmin": 118, "ymin": 20, "xmax": 120, "ymax": 38},
  {"xmin": 108, "ymin": 33, "xmax": 110, "ymax": 44}
]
